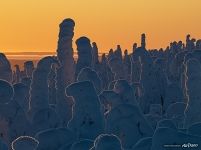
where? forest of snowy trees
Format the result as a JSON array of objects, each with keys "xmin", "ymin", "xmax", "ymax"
[{"xmin": 0, "ymin": 18, "xmax": 201, "ymax": 150}]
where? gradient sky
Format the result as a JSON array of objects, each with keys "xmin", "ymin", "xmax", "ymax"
[{"xmin": 0, "ymin": 0, "xmax": 201, "ymax": 53}]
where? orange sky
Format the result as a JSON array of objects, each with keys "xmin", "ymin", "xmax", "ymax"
[{"xmin": 0, "ymin": 0, "xmax": 201, "ymax": 53}]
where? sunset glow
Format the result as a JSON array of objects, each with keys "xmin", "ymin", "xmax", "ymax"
[{"xmin": 0, "ymin": 0, "xmax": 201, "ymax": 53}]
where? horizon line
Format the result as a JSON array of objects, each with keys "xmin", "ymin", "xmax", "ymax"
[{"xmin": 3, "ymin": 51, "xmax": 108, "ymax": 55}]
